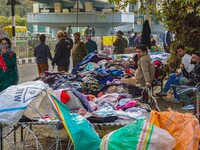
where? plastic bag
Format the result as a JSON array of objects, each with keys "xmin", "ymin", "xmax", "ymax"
[
  {"xmin": 101, "ymin": 118, "xmax": 176, "ymax": 150},
  {"xmin": 150, "ymin": 110, "xmax": 200, "ymax": 150},
  {"xmin": 0, "ymin": 81, "xmax": 47, "ymax": 126},
  {"xmin": 50, "ymin": 94, "xmax": 101, "ymax": 150}
]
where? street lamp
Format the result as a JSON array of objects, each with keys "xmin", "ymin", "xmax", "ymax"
[
  {"xmin": 6, "ymin": 0, "xmax": 22, "ymax": 48},
  {"xmin": 74, "ymin": 0, "xmax": 83, "ymax": 32}
]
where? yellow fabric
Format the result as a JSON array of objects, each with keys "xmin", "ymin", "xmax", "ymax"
[
  {"xmin": 3, "ymin": 26, "xmax": 27, "ymax": 37},
  {"xmin": 102, "ymin": 36, "xmax": 116, "ymax": 46},
  {"xmin": 150, "ymin": 110, "xmax": 200, "ymax": 150}
]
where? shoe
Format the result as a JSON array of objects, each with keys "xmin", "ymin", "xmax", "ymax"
[
  {"xmin": 181, "ymin": 104, "xmax": 194, "ymax": 110},
  {"xmin": 156, "ymin": 91, "xmax": 167, "ymax": 96},
  {"xmin": 168, "ymin": 98, "xmax": 181, "ymax": 103}
]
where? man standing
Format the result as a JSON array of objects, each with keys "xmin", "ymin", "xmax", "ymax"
[
  {"xmin": 113, "ymin": 30, "xmax": 127, "ymax": 54},
  {"xmin": 156, "ymin": 45, "xmax": 194, "ymax": 102},
  {"xmin": 72, "ymin": 32, "xmax": 87, "ymax": 67},
  {"xmin": 67, "ymin": 25, "xmax": 73, "ymax": 38},
  {"xmin": 91, "ymin": 27, "xmax": 95, "ymax": 37},
  {"xmin": 84, "ymin": 25, "xmax": 91, "ymax": 37},
  {"xmin": 52, "ymin": 31, "xmax": 70, "ymax": 72},
  {"xmin": 177, "ymin": 51, "xmax": 200, "ymax": 110},
  {"xmin": 64, "ymin": 31, "xmax": 73, "ymax": 71},
  {"xmin": 135, "ymin": 45, "xmax": 155, "ymax": 87},
  {"xmin": 134, "ymin": 33, "xmax": 141, "ymax": 47},
  {"xmin": 34, "ymin": 34, "xmax": 52, "ymax": 76},
  {"xmin": 85, "ymin": 35, "xmax": 97, "ymax": 54}
]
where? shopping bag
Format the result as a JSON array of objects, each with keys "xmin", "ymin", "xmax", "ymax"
[{"xmin": 101, "ymin": 118, "xmax": 176, "ymax": 150}]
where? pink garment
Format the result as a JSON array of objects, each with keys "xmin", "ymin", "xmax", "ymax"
[
  {"xmin": 124, "ymin": 100, "xmax": 138, "ymax": 109},
  {"xmin": 116, "ymin": 100, "xmax": 138, "ymax": 110},
  {"xmin": 94, "ymin": 93, "xmax": 119, "ymax": 107},
  {"xmin": 89, "ymin": 101, "xmax": 97, "ymax": 111}
]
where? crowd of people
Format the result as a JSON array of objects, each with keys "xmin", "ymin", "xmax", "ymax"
[{"xmin": 34, "ymin": 30, "xmax": 98, "ymax": 74}]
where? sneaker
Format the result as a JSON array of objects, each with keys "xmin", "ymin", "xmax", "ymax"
[
  {"xmin": 181, "ymin": 104, "xmax": 194, "ymax": 110},
  {"xmin": 168, "ymin": 98, "xmax": 181, "ymax": 103},
  {"xmin": 156, "ymin": 91, "xmax": 167, "ymax": 96}
]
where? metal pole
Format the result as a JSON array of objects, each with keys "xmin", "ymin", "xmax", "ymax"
[
  {"xmin": 76, "ymin": 0, "xmax": 79, "ymax": 32},
  {"xmin": 11, "ymin": 0, "xmax": 16, "ymax": 49},
  {"xmin": 0, "ymin": 124, "xmax": 3, "ymax": 150}
]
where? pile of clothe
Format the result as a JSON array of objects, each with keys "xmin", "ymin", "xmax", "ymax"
[{"xmin": 34, "ymin": 52, "xmax": 161, "ymax": 124}]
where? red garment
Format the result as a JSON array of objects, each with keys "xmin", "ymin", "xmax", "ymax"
[
  {"xmin": 60, "ymin": 91, "xmax": 70, "ymax": 104},
  {"xmin": 0, "ymin": 55, "xmax": 7, "ymax": 72}
]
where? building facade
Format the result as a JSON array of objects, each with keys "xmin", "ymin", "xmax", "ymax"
[{"xmin": 27, "ymin": 0, "xmax": 165, "ymax": 38}]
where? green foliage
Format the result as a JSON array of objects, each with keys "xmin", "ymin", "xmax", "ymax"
[
  {"xmin": 109, "ymin": 0, "xmax": 200, "ymax": 51},
  {"xmin": 0, "ymin": 0, "xmax": 33, "ymax": 17},
  {"xmin": 0, "ymin": 16, "xmax": 27, "ymax": 29}
]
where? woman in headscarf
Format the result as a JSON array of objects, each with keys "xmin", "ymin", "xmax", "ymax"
[{"xmin": 0, "ymin": 37, "xmax": 19, "ymax": 92}]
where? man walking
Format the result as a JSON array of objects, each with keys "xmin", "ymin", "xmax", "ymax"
[
  {"xmin": 72, "ymin": 32, "xmax": 87, "ymax": 67},
  {"xmin": 52, "ymin": 31, "xmax": 70, "ymax": 72},
  {"xmin": 156, "ymin": 45, "xmax": 194, "ymax": 102},
  {"xmin": 135, "ymin": 45, "xmax": 155, "ymax": 87},
  {"xmin": 64, "ymin": 31, "xmax": 73, "ymax": 71},
  {"xmin": 34, "ymin": 34, "xmax": 52, "ymax": 76},
  {"xmin": 85, "ymin": 35, "xmax": 97, "ymax": 54}
]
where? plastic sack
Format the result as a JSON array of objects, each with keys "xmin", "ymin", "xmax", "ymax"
[
  {"xmin": 0, "ymin": 81, "xmax": 47, "ymax": 126},
  {"xmin": 150, "ymin": 110, "xmax": 200, "ymax": 150},
  {"xmin": 49, "ymin": 94, "xmax": 101, "ymax": 150},
  {"xmin": 100, "ymin": 118, "xmax": 176, "ymax": 150}
]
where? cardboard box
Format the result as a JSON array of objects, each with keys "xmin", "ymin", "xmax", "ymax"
[
  {"xmin": 33, "ymin": 3, "xmax": 39, "ymax": 13},
  {"xmin": 41, "ymin": 9, "xmax": 49, "ymax": 13},
  {"xmin": 63, "ymin": 9, "xmax": 69, "ymax": 13},
  {"xmin": 85, "ymin": 2, "xmax": 93, "ymax": 12},
  {"xmin": 54, "ymin": 3, "xmax": 62, "ymax": 13}
]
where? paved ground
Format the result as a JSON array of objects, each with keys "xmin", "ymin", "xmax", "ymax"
[{"xmin": 18, "ymin": 64, "xmax": 38, "ymax": 83}]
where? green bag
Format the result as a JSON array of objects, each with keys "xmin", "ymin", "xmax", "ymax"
[
  {"xmin": 100, "ymin": 118, "xmax": 176, "ymax": 150},
  {"xmin": 50, "ymin": 95, "xmax": 101, "ymax": 150}
]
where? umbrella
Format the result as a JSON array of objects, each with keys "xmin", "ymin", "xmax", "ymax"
[{"xmin": 141, "ymin": 20, "xmax": 151, "ymax": 49}]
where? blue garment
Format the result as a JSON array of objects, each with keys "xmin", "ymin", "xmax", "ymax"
[
  {"xmin": 99, "ymin": 76, "xmax": 114, "ymax": 84},
  {"xmin": 72, "ymin": 52, "xmax": 99, "ymax": 73},
  {"xmin": 34, "ymin": 43, "xmax": 52, "ymax": 64},
  {"xmin": 163, "ymin": 73, "xmax": 183, "ymax": 100}
]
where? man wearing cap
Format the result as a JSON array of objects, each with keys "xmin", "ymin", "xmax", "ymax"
[
  {"xmin": 85, "ymin": 34, "xmax": 97, "ymax": 54},
  {"xmin": 135, "ymin": 45, "xmax": 155, "ymax": 87},
  {"xmin": 113, "ymin": 30, "xmax": 127, "ymax": 54},
  {"xmin": 52, "ymin": 30, "xmax": 70, "ymax": 72},
  {"xmin": 72, "ymin": 32, "xmax": 87, "ymax": 67},
  {"xmin": 177, "ymin": 51, "xmax": 200, "ymax": 110}
]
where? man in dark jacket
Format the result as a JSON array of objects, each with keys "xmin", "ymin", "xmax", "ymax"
[
  {"xmin": 64, "ymin": 31, "xmax": 73, "ymax": 71},
  {"xmin": 85, "ymin": 35, "xmax": 97, "ymax": 54},
  {"xmin": 113, "ymin": 30, "xmax": 127, "ymax": 54},
  {"xmin": 52, "ymin": 31, "xmax": 70, "ymax": 72},
  {"xmin": 177, "ymin": 51, "xmax": 200, "ymax": 110}
]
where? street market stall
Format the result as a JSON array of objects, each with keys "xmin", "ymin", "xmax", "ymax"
[{"xmin": 0, "ymin": 52, "xmax": 199, "ymax": 150}]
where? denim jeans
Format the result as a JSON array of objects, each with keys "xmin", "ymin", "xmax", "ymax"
[{"xmin": 163, "ymin": 73, "xmax": 183, "ymax": 100}]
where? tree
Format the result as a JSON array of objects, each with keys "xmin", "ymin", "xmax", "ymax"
[
  {"xmin": 0, "ymin": 0, "xmax": 33, "ymax": 17},
  {"xmin": 0, "ymin": 16, "xmax": 27, "ymax": 29},
  {"xmin": 109, "ymin": 0, "xmax": 200, "ymax": 51}
]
